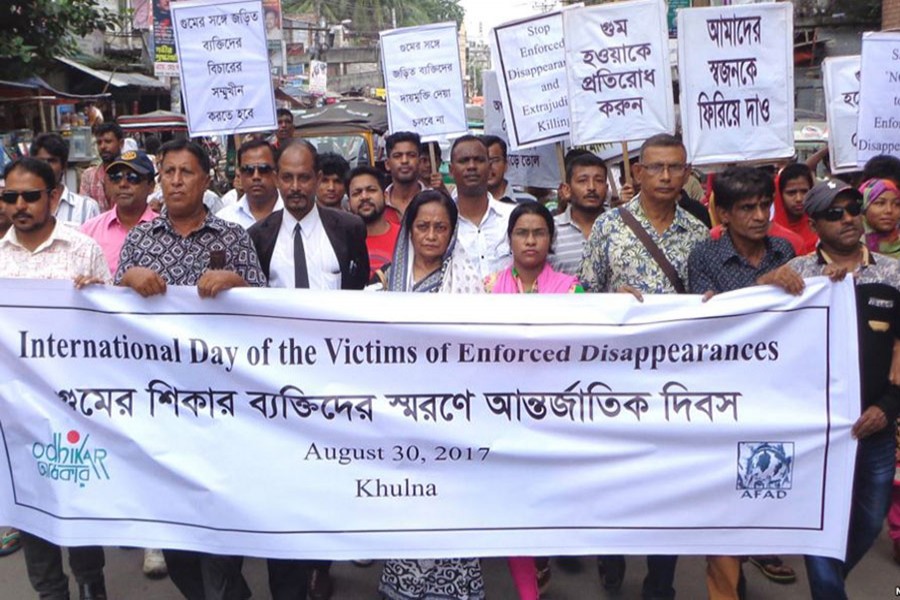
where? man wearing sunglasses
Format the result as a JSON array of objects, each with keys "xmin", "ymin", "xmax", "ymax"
[
  {"xmin": 0, "ymin": 157, "xmax": 111, "ymax": 600},
  {"xmin": 772, "ymin": 179, "xmax": 900, "ymax": 600},
  {"xmin": 80, "ymin": 150, "xmax": 158, "ymax": 277},
  {"xmin": 217, "ymin": 139, "xmax": 283, "ymax": 229}
]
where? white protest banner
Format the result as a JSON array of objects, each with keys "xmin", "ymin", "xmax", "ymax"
[
  {"xmin": 564, "ymin": 0, "xmax": 674, "ymax": 146},
  {"xmin": 0, "ymin": 279, "xmax": 858, "ymax": 560},
  {"xmin": 823, "ymin": 56, "xmax": 861, "ymax": 174},
  {"xmin": 857, "ymin": 32, "xmax": 900, "ymax": 166},
  {"xmin": 491, "ymin": 9, "xmax": 572, "ymax": 150},
  {"xmin": 380, "ymin": 22, "xmax": 467, "ymax": 139},
  {"xmin": 678, "ymin": 2, "xmax": 794, "ymax": 165},
  {"xmin": 483, "ymin": 71, "xmax": 561, "ymax": 189},
  {"xmin": 171, "ymin": 0, "xmax": 277, "ymax": 136}
]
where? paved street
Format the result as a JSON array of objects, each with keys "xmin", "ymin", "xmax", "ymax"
[{"xmin": 1, "ymin": 530, "xmax": 899, "ymax": 598}]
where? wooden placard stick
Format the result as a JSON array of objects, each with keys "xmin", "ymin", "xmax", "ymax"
[{"xmin": 622, "ymin": 141, "xmax": 633, "ymax": 187}]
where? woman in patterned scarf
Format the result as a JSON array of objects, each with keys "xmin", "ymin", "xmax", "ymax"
[
  {"xmin": 377, "ymin": 189, "xmax": 484, "ymax": 600},
  {"xmin": 860, "ymin": 177, "xmax": 900, "ymax": 258},
  {"xmin": 374, "ymin": 189, "xmax": 482, "ymax": 295}
]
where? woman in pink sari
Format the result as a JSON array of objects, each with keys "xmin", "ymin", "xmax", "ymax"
[{"xmin": 484, "ymin": 202, "xmax": 580, "ymax": 600}]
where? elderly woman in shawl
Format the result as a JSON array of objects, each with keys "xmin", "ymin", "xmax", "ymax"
[
  {"xmin": 860, "ymin": 178, "xmax": 900, "ymax": 258},
  {"xmin": 375, "ymin": 189, "xmax": 482, "ymax": 294},
  {"xmin": 377, "ymin": 188, "xmax": 484, "ymax": 600}
]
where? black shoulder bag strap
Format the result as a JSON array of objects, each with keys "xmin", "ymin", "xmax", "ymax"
[{"xmin": 618, "ymin": 207, "xmax": 686, "ymax": 294}]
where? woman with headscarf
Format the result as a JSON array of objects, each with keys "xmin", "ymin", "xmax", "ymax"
[
  {"xmin": 860, "ymin": 178, "xmax": 900, "ymax": 258},
  {"xmin": 377, "ymin": 189, "xmax": 484, "ymax": 600},
  {"xmin": 374, "ymin": 189, "xmax": 481, "ymax": 294},
  {"xmin": 860, "ymin": 177, "xmax": 900, "ymax": 564},
  {"xmin": 771, "ymin": 162, "xmax": 817, "ymax": 255}
]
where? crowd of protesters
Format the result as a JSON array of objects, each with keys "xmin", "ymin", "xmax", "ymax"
[{"xmin": 1, "ymin": 112, "xmax": 899, "ymax": 600}]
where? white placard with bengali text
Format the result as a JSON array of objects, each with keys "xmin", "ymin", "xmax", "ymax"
[
  {"xmin": 491, "ymin": 9, "xmax": 572, "ymax": 151},
  {"xmin": 380, "ymin": 22, "xmax": 467, "ymax": 140},
  {"xmin": 857, "ymin": 32, "xmax": 900, "ymax": 166},
  {"xmin": 0, "ymin": 278, "xmax": 858, "ymax": 560},
  {"xmin": 678, "ymin": 2, "xmax": 794, "ymax": 165},
  {"xmin": 564, "ymin": 0, "xmax": 674, "ymax": 147},
  {"xmin": 171, "ymin": 0, "xmax": 277, "ymax": 136},
  {"xmin": 823, "ymin": 56, "xmax": 861, "ymax": 174},
  {"xmin": 483, "ymin": 71, "xmax": 562, "ymax": 189}
]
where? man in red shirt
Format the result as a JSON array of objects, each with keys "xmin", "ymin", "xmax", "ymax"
[
  {"xmin": 79, "ymin": 123, "xmax": 124, "ymax": 211},
  {"xmin": 346, "ymin": 165, "xmax": 400, "ymax": 278}
]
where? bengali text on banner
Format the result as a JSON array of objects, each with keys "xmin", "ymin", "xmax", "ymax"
[{"xmin": 0, "ymin": 278, "xmax": 858, "ymax": 560}]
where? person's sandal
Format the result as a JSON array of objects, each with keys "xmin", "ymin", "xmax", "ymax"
[
  {"xmin": 748, "ymin": 556, "xmax": 796, "ymax": 583},
  {"xmin": 0, "ymin": 529, "xmax": 21, "ymax": 557}
]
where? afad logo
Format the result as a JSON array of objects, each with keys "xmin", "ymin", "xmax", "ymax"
[
  {"xmin": 736, "ymin": 442, "xmax": 793, "ymax": 499},
  {"xmin": 32, "ymin": 430, "xmax": 109, "ymax": 488}
]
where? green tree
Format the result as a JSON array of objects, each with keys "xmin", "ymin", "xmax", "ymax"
[{"xmin": 1, "ymin": 0, "xmax": 117, "ymax": 81}]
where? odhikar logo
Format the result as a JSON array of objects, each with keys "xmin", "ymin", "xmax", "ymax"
[
  {"xmin": 32, "ymin": 430, "xmax": 109, "ymax": 488},
  {"xmin": 736, "ymin": 442, "xmax": 793, "ymax": 499}
]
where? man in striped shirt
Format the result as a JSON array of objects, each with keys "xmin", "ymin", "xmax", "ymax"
[{"xmin": 551, "ymin": 153, "xmax": 608, "ymax": 276}]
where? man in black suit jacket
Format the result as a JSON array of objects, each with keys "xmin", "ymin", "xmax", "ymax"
[
  {"xmin": 246, "ymin": 140, "xmax": 367, "ymax": 600},
  {"xmin": 248, "ymin": 140, "xmax": 368, "ymax": 291}
]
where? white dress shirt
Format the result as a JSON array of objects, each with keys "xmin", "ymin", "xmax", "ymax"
[
  {"xmin": 453, "ymin": 191, "xmax": 513, "ymax": 279},
  {"xmin": 269, "ymin": 205, "xmax": 340, "ymax": 290},
  {"xmin": 216, "ymin": 193, "xmax": 284, "ymax": 230}
]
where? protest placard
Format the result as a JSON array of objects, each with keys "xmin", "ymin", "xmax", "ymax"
[
  {"xmin": 153, "ymin": 0, "xmax": 179, "ymax": 76},
  {"xmin": 823, "ymin": 56, "xmax": 861, "ymax": 174},
  {"xmin": 563, "ymin": 0, "xmax": 674, "ymax": 147},
  {"xmin": 380, "ymin": 22, "xmax": 467, "ymax": 139},
  {"xmin": 483, "ymin": 71, "xmax": 561, "ymax": 189},
  {"xmin": 678, "ymin": 2, "xmax": 794, "ymax": 165},
  {"xmin": 0, "ymin": 279, "xmax": 857, "ymax": 559},
  {"xmin": 171, "ymin": 0, "xmax": 277, "ymax": 137},
  {"xmin": 491, "ymin": 9, "xmax": 572, "ymax": 151},
  {"xmin": 857, "ymin": 32, "xmax": 900, "ymax": 166}
]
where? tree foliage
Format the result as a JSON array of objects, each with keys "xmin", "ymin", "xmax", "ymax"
[
  {"xmin": 0, "ymin": 0, "xmax": 117, "ymax": 81},
  {"xmin": 283, "ymin": 0, "xmax": 464, "ymax": 35}
]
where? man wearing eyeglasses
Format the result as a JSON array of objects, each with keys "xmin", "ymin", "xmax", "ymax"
[
  {"xmin": 579, "ymin": 134, "xmax": 709, "ymax": 600},
  {"xmin": 580, "ymin": 134, "xmax": 708, "ymax": 298},
  {"xmin": 80, "ymin": 150, "xmax": 158, "ymax": 277},
  {"xmin": 0, "ymin": 157, "xmax": 110, "ymax": 600},
  {"xmin": 770, "ymin": 179, "xmax": 900, "ymax": 600},
  {"xmin": 217, "ymin": 139, "xmax": 283, "ymax": 229}
]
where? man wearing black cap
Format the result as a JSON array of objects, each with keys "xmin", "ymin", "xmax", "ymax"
[
  {"xmin": 81, "ymin": 150, "xmax": 158, "ymax": 277},
  {"xmin": 773, "ymin": 179, "xmax": 900, "ymax": 600}
]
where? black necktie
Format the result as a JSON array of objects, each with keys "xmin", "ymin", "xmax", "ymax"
[{"xmin": 293, "ymin": 223, "xmax": 309, "ymax": 289}]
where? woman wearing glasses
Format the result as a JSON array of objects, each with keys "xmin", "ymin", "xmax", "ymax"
[{"xmin": 377, "ymin": 189, "xmax": 484, "ymax": 600}]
